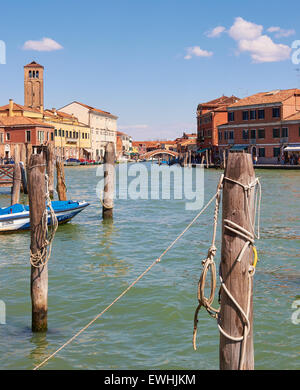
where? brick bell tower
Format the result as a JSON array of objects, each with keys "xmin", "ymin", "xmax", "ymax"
[{"xmin": 24, "ymin": 61, "xmax": 44, "ymax": 110}]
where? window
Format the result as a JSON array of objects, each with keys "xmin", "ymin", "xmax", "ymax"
[
  {"xmin": 242, "ymin": 130, "xmax": 249, "ymax": 140},
  {"xmin": 273, "ymin": 147, "xmax": 281, "ymax": 157},
  {"xmin": 51, "ymin": 132, "xmax": 54, "ymax": 141},
  {"xmin": 224, "ymin": 131, "xmax": 228, "ymax": 140},
  {"xmin": 73, "ymin": 131, "xmax": 76, "ymax": 138},
  {"xmin": 29, "ymin": 71, "xmax": 32, "ymax": 78},
  {"xmin": 6, "ymin": 132, "xmax": 10, "ymax": 141},
  {"xmin": 62, "ymin": 130, "xmax": 65, "ymax": 137},
  {"xmin": 281, "ymin": 128, "xmax": 288, "ymax": 138},
  {"xmin": 0, "ymin": 133, "xmax": 3, "ymax": 143},
  {"xmin": 250, "ymin": 110, "xmax": 256, "ymax": 120},
  {"xmin": 228, "ymin": 112, "xmax": 235, "ymax": 122},
  {"xmin": 38, "ymin": 131, "xmax": 44, "ymax": 143},
  {"xmin": 243, "ymin": 111, "xmax": 249, "ymax": 121},
  {"xmin": 250, "ymin": 129, "xmax": 256, "ymax": 139},
  {"xmin": 55, "ymin": 129, "xmax": 57, "ymax": 136},
  {"xmin": 258, "ymin": 129, "xmax": 265, "ymax": 139},
  {"xmin": 26, "ymin": 131, "xmax": 31, "ymax": 142},
  {"xmin": 229, "ymin": 131, "xmax": 234, "ymax": 140},
  {"xmin": 258, "ymin": 109, "xmax": 265, "ymax": 120},
  {"xmin": 272, "ymin": 107, "xmax": 280, "ymax": 118},
  {"xmin": 273, "ymin": 128, "xmax": 280, "ymax": 138},
  {"xmin": 218, "ymin": 131, "xmax": 222, "ymax": 141},
  {"xmin": 36, "ymin": 71, "xmax": 39, "ymax": 78},
  {"xmin": 258, "ymin": 148, "xmax": 265, "ymax": 157},
  {"xmin": 58, "ymin": 129, "xmax": 61, "ymax": 137}
]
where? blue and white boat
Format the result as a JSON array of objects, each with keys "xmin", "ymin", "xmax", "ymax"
[{"xmin": 0, "ymin": 200, "xmax": 89, "ymax": 233}]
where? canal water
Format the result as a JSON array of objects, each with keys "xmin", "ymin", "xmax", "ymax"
[{"xmin": 0, "ymin": 163, "xmax": 299, "ymax": 370}]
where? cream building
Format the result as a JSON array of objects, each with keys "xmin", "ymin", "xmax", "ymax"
[
  {"xmin": 43, "ymin": 109, "xmax": 91, "ymax": 160},
  {"xmin": 59, "ymin": 101, "xmax": 118, "ymax": 161}
]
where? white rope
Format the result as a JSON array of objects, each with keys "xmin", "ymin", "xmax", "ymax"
[
  {"xmin": 30, "ymin": 174, "xmax": 58, "ymax": 268},
  {"xmin": 193, "ymin": 174, "xmax": 261, "ymax": 370},
  {"xmin": 33, "ymin": 189, "xmax": 220, "ymax": 370}
]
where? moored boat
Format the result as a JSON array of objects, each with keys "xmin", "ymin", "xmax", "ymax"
[{"xmin": 0, "ymin": 200, "xmax": 89, "ymax": 233}]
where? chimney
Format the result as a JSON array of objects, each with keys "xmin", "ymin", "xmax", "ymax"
[
  {"xmin": 9, "ymin": 99, "xmax": 14, "ymax": 117},
  {"xmin": 52, "ymin": 108, "xmax": 57, "ymax": 115}
]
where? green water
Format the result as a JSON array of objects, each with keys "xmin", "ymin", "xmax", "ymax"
[{"xmin": 0, "ymin": 164, "xmax": 299, "ymax": 370}]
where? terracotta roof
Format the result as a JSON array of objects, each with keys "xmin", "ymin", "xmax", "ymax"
[
  {"xmin": 44, "ymin": 109, "xmax": 75, "ymax": 119},
  {"xmin": 177, "ymin": 139, "xmax": 197, "ymax": 146},
  {"xmin": 0, "ymin": 102, "xmax": 42, "ymax": 114},
  {"xmin": 24, "ymin": 61, "xmax": 44, "ymax": 69},
  {"xmin": 73, "ymin": 101, "xmax": 117, "ymax": 118},
  {"xmin": 0, "ymin": 116, "xmax": 53, "ymax": 128},
  {"xmin": 229, "ymin": 89, "xmax": 300, "ymax": 108},
  {"xmin": 198, "ymin": 96, "xmax": 240, "ymax": 110}
]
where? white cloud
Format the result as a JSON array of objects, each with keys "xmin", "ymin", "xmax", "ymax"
[
  {"xmin": 238, "ymin": 35, "xmax": 291, "ymax": 63},
  {"xmin": 228, "ymin": 17, "xmax": 263, "ymax": 41},
  {"xmin": 23, "ymin": 37, "xmax": 63, "ymax": 52},
  {"xmin": 267, "ymin": 26, "xmax": 296, "ymax": 38},
  {"xmin": 184, "ymin": 46, "xmax": 213, "ymax": 60},
  {"xmin": 206, "ymin": 26, "xmax": 226, "ymax": 38},
  {"xmin": 225, "ymin": 17, "xmax": 292, "ymax": 63}
]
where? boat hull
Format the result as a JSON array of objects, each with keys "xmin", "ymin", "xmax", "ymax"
[{"xmin": 0, "ymin": 201, "xmax": 89, "ymax": 232}]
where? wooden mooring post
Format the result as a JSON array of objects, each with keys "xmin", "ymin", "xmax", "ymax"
[
  {"xmin": 56, "ymin": 160, "xmax": 67, "ymax": 201},
  {"xmin": 219, "ymin": 152, "xmax": 255, "ymax": 370},
  {"xmin": 11, "ymin": 145, "xmax": 21, "ymax": 205},
  {"xmin": 46, "ymin": 144, "xmax": 55, "ymax": 199},
  {"xmin": 28, "ymin": 153, "xmax": 48, "ymax": 332},
  {"xmin": 102, "ymin": 142, "xmax": 115, "ymax": 220}
]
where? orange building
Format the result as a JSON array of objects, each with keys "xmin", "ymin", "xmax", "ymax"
[
  {"xmin": 0, "ymin": 99, "xmax": 54, "ymax": 159},
  {"xmin": 218, "ymin": 89, "xmax": 300, "ymax": 164},
  {"xmin": 197, "ymin": 96, "xmax": 240, "ymax": 160}
]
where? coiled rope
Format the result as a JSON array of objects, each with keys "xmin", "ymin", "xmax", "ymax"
[
  {"xmin": 33, "ymin": 189, "xmax": 219, "ymax": 370},
  {"xmin": 30, "ymin": 173, "xmax": 58, "ymax": 268},
  {"xmin": 193, "ymin": 174, "xmax": 261, "ymax": 370}
]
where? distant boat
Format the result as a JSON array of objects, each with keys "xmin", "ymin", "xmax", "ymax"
[{"xmin": 0, "ymin": 200, "xmax": 89, "ymax": 233}]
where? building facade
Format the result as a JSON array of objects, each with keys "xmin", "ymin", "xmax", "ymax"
[
  {"xmin": 0, "ymin": 99, "xmax": 54, "ymax": 158},
  {"xmin": 43, "ymin": 109, "xmax": 91, "ymax": 160},
  {"xmin": 59, "ymin": 101, "xmax": 118, "ymax": 161},
  {"xmin": 218, "ymin": 89, "xmax": 300, "ymax": 163},
  {"xmin": 197, "ymin": 96, "xmax": 240, "ymax": 160}
]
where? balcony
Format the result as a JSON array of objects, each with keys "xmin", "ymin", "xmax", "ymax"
[{"xmin": 66, "ymin": 138, "xmax": 78, "ymax": 144}]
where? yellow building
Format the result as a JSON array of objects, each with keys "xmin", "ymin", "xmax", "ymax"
[{"xmin": 43, "ymin": 109, "xmax": 91, "ymax": 160}]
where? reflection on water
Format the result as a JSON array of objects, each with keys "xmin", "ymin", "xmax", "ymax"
[{"xmin": 0, "ymin": 165, "xmax": 299, "ymax": 370}]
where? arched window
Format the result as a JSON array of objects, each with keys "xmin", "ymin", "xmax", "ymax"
[
  {"xmin": 29, "ymin": 71, "xmax": 32, "ymax": 78},
  {"xmin": 33, "ymin": 71, "xmax": 36, "ymax": 78},
  {"xmin": 36, "ymin": 71, "xmax": 39, "ymax": 78}
]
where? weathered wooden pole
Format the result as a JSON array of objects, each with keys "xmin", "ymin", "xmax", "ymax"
[
  {"xmin": 56, "ymin": 160, "xmax": 67, "ymax": 201},
  {"xmin": 219, "ymin": 152, "xmax": 255, "ymax": 370},
  {"xmin": 188, "ymin": 150, "xmax": 192, "ymax": 168},
  {"xmin": 205, "ymin": 149, "xmax": 209, "ymax": 169},
  {"xmin": 223, "ymin": 150, "xmax": 226, "ymax": 170},
  {"xmin": 46, "ymin": 144, "xmax": 55, "ymax": 199},
  {"xmin": 28, "ymin": 153, "xmax": 48, "ymax": 332},
  {"xmin": 11, "ymin": 145, "xmax": 21, "ymax": 205},
  {"xmin": 102, "ymin": 142, "xmax": 115, "ymax": 220}
]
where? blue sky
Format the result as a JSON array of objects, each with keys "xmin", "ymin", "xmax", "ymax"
[{"xmin": 0, "ymin": 0, "xmax": 299, "ymax": 140}]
